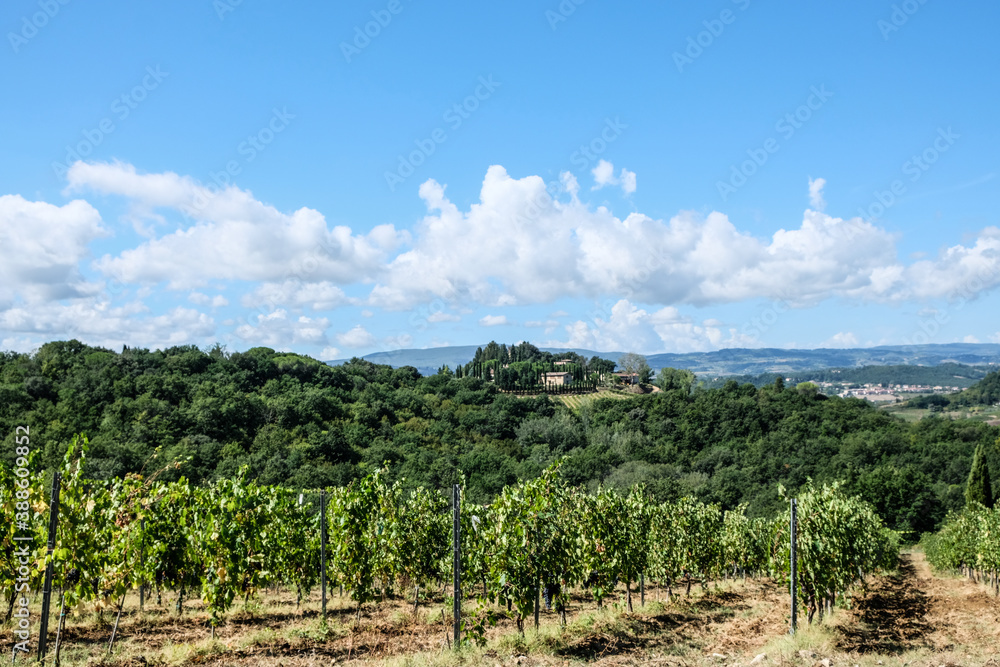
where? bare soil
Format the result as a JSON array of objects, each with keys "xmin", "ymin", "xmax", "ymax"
[
  {"xmin": 832, "ymin": 552, "xmax": 1000, "ymax": 662},
  {"xmin": 13, "ymin": 552, "xmax": 1000, "ymax": 667}
]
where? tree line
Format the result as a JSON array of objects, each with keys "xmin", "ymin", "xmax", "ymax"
[{"xmin": 1, "ymin": 340, "xmax": 998, "ymax": 535}]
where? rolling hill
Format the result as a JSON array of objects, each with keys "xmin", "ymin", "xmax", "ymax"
[{"xmin": 328, "ymin": 343, "xmax": 1000, "ymax": 378}]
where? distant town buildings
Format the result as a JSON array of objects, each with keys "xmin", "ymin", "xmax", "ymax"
[{"xmin": 812, "ymin": 381, "xmax": 963, "ymax": 402}]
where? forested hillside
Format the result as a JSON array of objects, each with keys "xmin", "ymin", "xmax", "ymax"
[
  {"xmin": 1, "ymin": 340, "xmax": 998, "ymax": 537},
  {"xmin": 948, "ymin": 370, "xmax": 1000, "ymax": 406},
  {"xmin": 908, "ymin": 370, "xmax": 1000, "ymax": 409}
]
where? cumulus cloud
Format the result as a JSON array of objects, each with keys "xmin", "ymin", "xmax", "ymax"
[
  {"xmin": 867, "ymin": 228, "xmax": 1000, "ymax": 302},
  {"xmin": 188, "ymin": 292, "xmax": 229, "ymax": 307},
  {"xmin": 0, "ymin": 299, "xmax": 216, "ymax": 350},
  {"xmin": 549, "ymin": 299, "xmax": 758, "ymax": 353},
  {"xmin": 6, "ymin": 163, "xmax": 1000, "ymax": 354},
  {"xmin": 808, "ymin": 177, "xmax": 827, "ymax": 211},
  {"xmin": 372, "ymin": 167, "xmax": 954, "ymax": 310},
  {"xmin": 821, "ymin": 331, "xmax": 859, "ymax": 348},
  {"xmin": 240, "ymin": 281, "xmax": 352, "ymax": 311},
  {"xmin": 335, "ymin": 324, "xmax": 376, "ymax": 348},
  {"xmin": 46, "ymin": 163, "xmax": 1000, "ymax": 315},
  {"xmin": 560, "ymin": 172, "xmax": 580, "ymax": 198},
  {"xmin": 0, "ymin": 195, "xmax": 108, "ymax": 306},
  {"xmin": 66, "ymin": 161, "xmax": 406, "ymax": 289},
  {"xmin": 427, "ymin": 311, "xmax": 461, "ymax": 323},
  {"xmin": 232, "ymin": 309, "xmax": 329, "ymax": 348},
  {"xmin": 479, "ymin": 314, "xmax": 509, "ymax": 327},
  {"xmin": 592, "ymin": 160, "xmax": 616, "ymax": 188},
  {"xmin": 382, "ymin": 333, "xmax": 414, "ymax": 349},
  {"xmin": 619, "ymin": 169, "xmax": 637, "ymax": 195},
  {"xmin": 591, "ymin": 160, "xmax": 636, "ymax": 195}
]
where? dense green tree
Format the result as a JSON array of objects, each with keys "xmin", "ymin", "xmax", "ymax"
[
  {"xmin": 656, "ymin": 367, "xmax": 696, "ymax": 394},
  {"xmin": 2, "ymin": 339, "xmax": 998, "ymax": 536},
  {"xmin": 965, "ymin": 442, "xmax": 995, "ymax": 509}
]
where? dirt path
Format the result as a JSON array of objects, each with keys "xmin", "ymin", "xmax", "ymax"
[
  {"xmin": 836, "ymin": 553, "xmax": 933, "ymax": 653},
  {"xmin": 835, "ymin": 551, "xmax": 1000, "ymax": 663}
]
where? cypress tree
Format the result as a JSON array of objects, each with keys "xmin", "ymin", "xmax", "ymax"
[{"xmin": 965, "ymin": 443, "xmax": 994, "ymax": 508}]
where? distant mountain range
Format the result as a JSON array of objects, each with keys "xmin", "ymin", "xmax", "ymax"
[{"xmin": 328, "ymin": 343, "xmax": 1000, "ymax": 378}]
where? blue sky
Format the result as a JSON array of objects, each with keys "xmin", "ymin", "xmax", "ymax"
[{"xmin": 2, "ymin": 0, "xmax": 999, "ymax": 359}]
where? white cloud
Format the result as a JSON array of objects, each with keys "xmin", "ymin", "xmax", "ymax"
[
  {"xmin": 479, "ymin": 314, "xmax": 509, "ymax": 327},
  {"xmin": 0, "ymin": 299, "xmax": 216, "ymax": 351},
  {"xmin": 383, "ymin": 333, "xmax": 414, "ymax": 349},
  {"xmin": 374, "ymin": 167, "xmax": 942, "ymax": 310},
  {"xmin": 335, "ymin": 324, "xmax": 376, "ymax": 348},
  {"xmin": 866, "ymin": 228, "xmax": 1000, "ymax": 301},
  {"xmin": 240, "ymin": 280, "xmax": 351, "ymax": 311},
  {"xmin": 560, "ymin": 171, "xmax": 580, "ymax": 198},
  {"xmin": 66, "ymin": 161, "xmax": 407, "ymax": 289},
  {"xmin": 592, "ymin": 160, "xmax": 616, "ymax": 188},
  {"xmin": 232, "ymin": 309, "xmax": 329, "ymax": 347},
  {"xmin": 550, "ymin": 310, "xmax": 570, "ymax": 318},
  {"xmin": 188, "ymin": 292, "xmax": 229, "ymax": 307},
  {"xmin": 427, "ymin": 311, "xmax": 461, "ymax": 323},
  {"xmin": 7, "ymin": 165, "xmax": 1000, "ymax": 354},
  {"xmin": 50, "ymin": 164, "xmax": 1000, "ymax": 318},
  {"xmin": 821, "ymin": 331, "xmax": 859, "ymax": 348},
  {"xmin": 320, "ymin": 346, "xmax": 341, "ymax": 359},
  {"xmin": 591, "ymin": 160, "xmax": 636, "ymax": 195},
  {"xmin": 808, "ymin": 177, "xmax": 827, "ymax": 211},
  {"xmin": 962, "ymin": 335, "xmax": 980, "ymax": 344},
  {"xmin": 526, "ymin": 319, "xmax": 560, "ymax": 333},
  {"xmin": 0, "ymin": 337, "xmax": 39, "ymax": 354},
  {"xmin": 0, "ymin": 195, "xmax": 108, "ymax": 306},
  {"xmin": 549, "ymin": 299, "xmax": 758, "ymax": 353},
  {"xmin": 620, "ymin": 169, "xmax": 636, "ymax": 195}
]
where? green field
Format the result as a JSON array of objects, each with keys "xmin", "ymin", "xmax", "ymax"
[{"xmin": 881, "ymin": 402, "xmax": 1000, "ymax": 424}]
